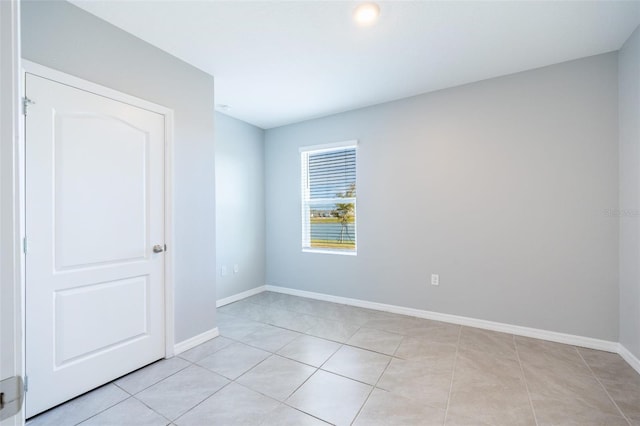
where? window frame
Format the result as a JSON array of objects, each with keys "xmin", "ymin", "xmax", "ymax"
[{"xmin": 300, "ymin": 140, "xmax": 358, "ymax": 256}]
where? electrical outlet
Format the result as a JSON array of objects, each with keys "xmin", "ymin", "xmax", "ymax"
[
  {"xmin": 233, "ymin": 264, "xmax": 239, "ymax": 274},
  {"xmin": 431, "ymin": 274, "xmax": 439, "ymax": 286},
  {"xmin": 221, "ymin": 266, "xmax": 228, "ymax": 276}
]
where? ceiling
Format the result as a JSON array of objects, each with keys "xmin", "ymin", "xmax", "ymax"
[{"xmin": 71, "ymin": 1, "xmax": 640, "ymax": 129}]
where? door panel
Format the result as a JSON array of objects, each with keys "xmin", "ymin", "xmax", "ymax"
[
  {"xmin": 54, "ymin": 276, "xmax": 149, "ymax": 366},
  {"xmin": 54, "ymin": 113, "xmax": 149, "ymax": 268},
  {"xmin": 25, "ymin": 73, "xmax": 166, "ymax": 417}
]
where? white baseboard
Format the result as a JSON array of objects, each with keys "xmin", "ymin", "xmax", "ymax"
[
  {"xmin": 173, "ymin": 327, "xmax": 219, "ymax": 355},
  {"xmin": 618, "ymin": 344, "xmax": 640, "ymax": 375},
  {"xmin": 216, "ymin": 286, "xmax": 266, "ymax": 308},
  {"xmin": 264, "ymin": 285, "xmax": 619, "ymax": 353}
]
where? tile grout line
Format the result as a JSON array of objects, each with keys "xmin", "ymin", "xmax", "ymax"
[
  {"xmin": 128, "ymin": 357, "xmax": 232, "ymax": 424},
  {"xmin": 42, "ymin": 292, "xmax": 631, "ymax": 426},
  {"xmin": 129, "ymin": 394, "xmax": 174, "ymax": 425},
  {"xmin": 231, "ymin": 352, "xmax": 276, "ymax": 383},
  {"xmin": 182, "ymin": 304, "xmax": 474, "ymax": 425},
  {"xmin": 222, "ymin": 306, "xmax": 363, "ymax": 349},
  {"xmin": 317, "ymin": 343, "xmax": 345, "ymax": 371},
  {"xmin": 279, "ymin": 365, "xmax": 325, "ymax": 420},
  {"xmin": 60, "ymin": 372, "xmax": 180, "ymax": 426},
  {"xmin": 224, "ymin": 297, "xmax": 439, "ymax": 358},
  {"xmin": 170, "ymin": 380, "xmax": 235, "ymax": 424},
  {"xmin": 220, "ymin": 321, "xmax": 330, "ymax": 424},
  {"xmin": 30, "ymin": 359, "xmax": 195, "ymax": 425},
  {"xmin": 228, "ymin": 296, "xmax": 459, "ymax": 424},
  {"xmin": 221, "ymin": 310, "xmax": 349, "ymax": 425},
  {"xmin": 263, "ymin": 306, "xmax": 395, "ymax": 424},
  {"xmin": 575, "ymin": 349, "xmax": 633, "ymax": 426},
  {"xmin": 442, "ymin": 326, "xmax": 463, "ymax": 426},
  {"xmin": 115, "ymin": 358, "xmax": 193, "ymax": 397},
  {"xmin": 238, "ymin": 308, "xmax": 341, "ymax": 424},
  {"xmin": 229, "ymin": 292, "xmax": 435, "ymax": 335},
  {"xmin": 145, "ymin": 339, "xmax": 262, "ymax": 424},
  {"xmin": 69, "ymin": 395, "xmax": 135, "ymax": 426},
  {"xmin": 111, "ymin": 381, "xmax": 129, "ymax": 395},
  {"xmin": 226, "ymin": 293, "xmax": 410, "ymax": 338},
  {"xmin": 226, "ymin": 294, "xmax": 355, "ymax": 326},
  {"xmin": 513, "ymin": 336, "xmax": 540, "ymax": 426},
  {"xmin": 277, "ymin": 342, "xmax": 342, "ymax": 369},
  {"xmin": 349, "ymin": 343, "xmax": 396, "ymax": 425}
]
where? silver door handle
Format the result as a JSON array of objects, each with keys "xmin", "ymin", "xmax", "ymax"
[{"xmin": 153, "ymin": 244, "xmax": 165, "ymax": 253}]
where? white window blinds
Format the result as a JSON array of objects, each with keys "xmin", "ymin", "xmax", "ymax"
[{"xmin": 301, "ymin": 141, "xmax": 357, "ymax": 254}]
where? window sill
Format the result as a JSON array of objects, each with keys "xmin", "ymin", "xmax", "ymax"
[{"xmin": 302, "ymin": 248, "xmax": 357, "ymax": 256}]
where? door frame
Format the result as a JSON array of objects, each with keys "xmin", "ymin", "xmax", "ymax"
[
  {"xmin": 1, "ymin": 0, "xmax": 23, "ymax": 425},
  {"xmin": 20, "ymin": 60, "xmax": 176, "ymax": 364}
]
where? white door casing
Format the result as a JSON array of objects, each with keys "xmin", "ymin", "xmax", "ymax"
[
  {"xmin": 1, "ymin": 0, "xmax": 24, "ymax": 425},
  {"xmin": 24, "ymin": 69, "xmax": 172, "ymax": 417}
]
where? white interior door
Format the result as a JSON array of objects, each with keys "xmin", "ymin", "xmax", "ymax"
[{"xmin": 25, "ymin": 72, "xmax": 166, "ymax": 417}]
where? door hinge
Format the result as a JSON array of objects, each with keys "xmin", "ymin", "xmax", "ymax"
[
  {"xmin": 22, "ymin": 237, "xmax": 28, "ymax": 254},
  {"xmin": 22, "ymin": 97, "xmax": 35, "ymax": 116},
  {"xmin": 164, "ymin": 244, "xmax": 167, "ymax": 252},
  {"xmin": 23, "ymin": 376, "xmax": 27, "ymax": 393}
]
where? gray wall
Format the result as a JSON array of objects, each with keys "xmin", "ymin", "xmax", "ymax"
[
  {"xmin": 215, "ymin": 112, "xmax": 266, "ymax": 300},
  {"xmin": 619, "ymin": 25, "xmax": 640, "ymax": 358},
  {"xmin": 265, "ymin": 53, "xmax": 619, "ymax": 341},
  {"xmin": 22, "ymin": 1, "xmax": 217, "ymax": 343}
]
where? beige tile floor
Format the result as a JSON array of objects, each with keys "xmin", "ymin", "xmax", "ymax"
[{"xmin": 28, "ymin": 291, "xmax": 640, "ymax": 426}]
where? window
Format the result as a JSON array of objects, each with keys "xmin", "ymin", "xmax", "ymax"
[{"xmin": 301, "ymin": 141, "xmax": 357, "ymax": 254}]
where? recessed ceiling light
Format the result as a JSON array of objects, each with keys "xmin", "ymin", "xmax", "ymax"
[
  {"xmin": 353, "ymin": 2, "xmax": 380, "ymax": 26},
  {"xmin": 218, "ymin": 104, "xmax": 232, "ymax": 112}
]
